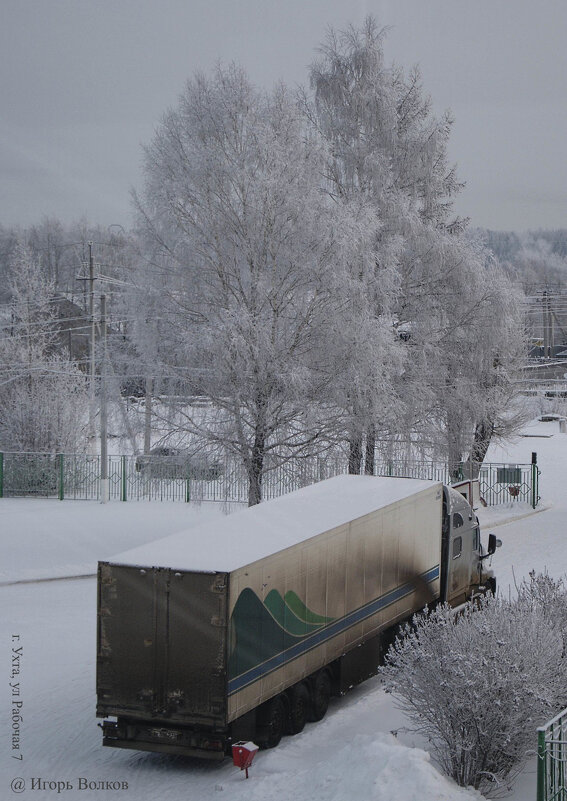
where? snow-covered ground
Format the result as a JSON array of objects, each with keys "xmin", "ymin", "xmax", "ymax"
[
  {"xmin": 0, "ymin": 499, "xmax": 232, "ymax": 585},
  {"xmin": 1, "ymin": 417, "xmax": 565, "ymax": 800}
]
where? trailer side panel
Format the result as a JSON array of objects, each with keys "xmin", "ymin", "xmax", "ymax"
[{"xmin": 226, "ymin": 483, "xmax": 442, "ymax": 721}]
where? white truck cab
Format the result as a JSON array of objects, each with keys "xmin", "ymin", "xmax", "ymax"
[{"xmin": 442, "ymin": 486, "xmax": 499, "ymax": 605}]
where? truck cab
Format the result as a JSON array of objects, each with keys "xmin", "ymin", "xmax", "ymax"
[{"xmin": 441, "ymin": 486, "xmax": 494, "ymax": 606}]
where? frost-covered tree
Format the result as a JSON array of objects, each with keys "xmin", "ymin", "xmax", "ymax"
[
  {"xmin": 382, "ymin": 579, "xmax": 567, "ymax": 796},
  {"xmin": 305, "ymin": 18, "xmax": 525, "ymax": 472},
  {"xmin": 304, "ymin": 20, "xmax": 408, "ymax": 471},
  {"xmin": 134, "ymin": 65, "xmax": 354, "ymax": 504},
  {"xmin": 0, "ymin": 224, "xmax": 20, "ymax": 303},
  {"xmin": 462, "ymin": 266, "xmax": 527, "ymax": 467},
  {"xmin": 130, "ymin": 22, "xmax": 525, "ymax": 487},
  {"xmin": 404, "ymin": 231, "xmax": 527, "ymax": 470},
  {"xmin": 492, "ymin": 232, "xmax": 567, "ymax": 292},
  {"xmin": 26, "ymin": 217, "xmax": 69, "ymax": 289},
  {"xmin": 0, "ymin": 244, "xmax": 88, "ymax": 452},
  {"xmin": 305, "ymin": 18, "xmax": 474, "ymax": 471}
]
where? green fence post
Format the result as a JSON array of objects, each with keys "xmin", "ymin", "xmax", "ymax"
[
  {"xmin": 537, "ymin": 727, "xmax": 547, "ymax": 801},
  {"xmin": 121, "ymin": 455, "xmax": 127, "ymax": 502},
  {"xmin": 58, "ymin": 453, "xmax": 64, "ymax": 501},
  {"xmin": 560, "ymin": 721, "xmax": 565, "ymax": 801},
  {"xmin": 0, "ymin": 452, "xmax": 3, "ymax": 498}
]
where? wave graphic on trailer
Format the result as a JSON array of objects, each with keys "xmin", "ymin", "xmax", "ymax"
[{"xmin": 228, "ymin": 565, "xmax": 439, "ymax": 694}]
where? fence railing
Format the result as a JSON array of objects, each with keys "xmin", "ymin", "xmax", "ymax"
[
  {"xmin": 538, "ymin": 708, "xmax": 567, "ymax": 801},
  {"xmin": 0, "ymin": 451, "xmax": 541, "ymax": 507}
]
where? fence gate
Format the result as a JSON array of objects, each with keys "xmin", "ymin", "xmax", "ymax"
[{"xmin": 538, "ymin": 708, "xmax": 567, "ymax": 801}]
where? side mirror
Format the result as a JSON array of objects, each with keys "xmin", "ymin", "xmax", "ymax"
[{"xmin": 487, "ymin": 533, "xmax": 502, "ymax": 556}]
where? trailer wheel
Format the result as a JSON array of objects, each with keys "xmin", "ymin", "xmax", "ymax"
[
  {"xmin": 308, "ymin": 670, "xmax": 331, "ymax": 722},
  {"xmin": 258, "ymin": 696, "xmax": 286, "ymax": 749},
  {"xmin": 286, "ymin": 683, "xmax": 309, "ymax": 735}
]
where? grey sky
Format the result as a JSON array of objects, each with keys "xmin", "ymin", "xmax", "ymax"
[{"xmin": 1, "ymin": 0, "xmax": 566, "ymax": 232}]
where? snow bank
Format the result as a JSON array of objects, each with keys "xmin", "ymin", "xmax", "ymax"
[{"xmin": 222, "ymin": 730, "xmax": 482, "ymax": 801}]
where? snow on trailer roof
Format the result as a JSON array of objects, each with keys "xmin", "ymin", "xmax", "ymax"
[{"xmin": 108, "ymin": 475, "xmax": 440, "ymax": 574}]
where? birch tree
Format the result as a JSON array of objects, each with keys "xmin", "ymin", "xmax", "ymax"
[
  {"xmin": 134, "ymin": 65, "xmax": 352, "ymax": 504},
  {"xmin": 305, "ymin": 18, "xmax": 465, "ymax": 472},
  {"xmin": 397, "ymin": 228, "xmax": 526, "ymax": 470},
  {"xmin": 306, "ymin": 18, "xmax": 524, "ymax": 471}
]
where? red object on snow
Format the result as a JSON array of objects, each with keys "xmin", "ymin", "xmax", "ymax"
[{"xmin": 231, "ymin": 741, "xmax": 259, "ymax": 778}]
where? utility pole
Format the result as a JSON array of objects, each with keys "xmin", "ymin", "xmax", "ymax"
[
  {"xmin": 100, "ymin": 294, "xmax": 108, "ymax": 503},
  {"xmin": 542, "ymin": 289, "xmax": 553, "ymax": 358},
  {"xmin": 548, "ymin": 292, "xmax": 554, "ymax": 358},
  {"xmin": 88, "ymin": 242, "xmax": 97, "ymax": 452},
  {"xmin": 76, "ymin": 243, "xmax": 99, "ymax": 454},
  {"xmin": 542, "ymin": 289, "xmax": 548, "ymax": 358}
]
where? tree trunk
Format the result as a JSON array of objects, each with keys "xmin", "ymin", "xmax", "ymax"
[
  {"xmin": 247, "ymin": 427, "xmax": 266, "ymax": 506},
  {"xmin": 364, "ymin": 426, "xmax": 376, "ymax": 475},
  {"xmin": 348, "ymin": 434, "xmax": 363, "ymax": 475},
  {"xmin": 470, "ymin": 419, "xmax": 494, "ymax": 477},
  {"xmin": 446, "ymin": 406, "xmax": 463, "ymax": 482},
  {"xmin": 144, "ymin": 377, "xmax": 153, "ymax": 454}
]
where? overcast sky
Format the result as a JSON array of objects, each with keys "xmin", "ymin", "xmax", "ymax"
[{"xmin": 1, "ymin": 0, "xmax": 566, "ymax": 233}]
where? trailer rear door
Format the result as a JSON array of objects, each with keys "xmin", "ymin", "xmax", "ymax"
[{"xmin": 97, "ymin": 563, "xmax": 228, "ymax": 726}]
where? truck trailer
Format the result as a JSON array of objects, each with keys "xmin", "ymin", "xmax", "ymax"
[{"xmin": 96, "ymin": 475, "xmax": 499, "ymax": 759}]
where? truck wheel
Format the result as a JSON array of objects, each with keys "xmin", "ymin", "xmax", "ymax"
[
  {"xmin": 308, "ymin": 670, "xmax": 331, "ymax": 722},
  {"xmin": 286, "ymin": 683, "xmax": 309, "ymax": 735},
  {"xmin": 258, "ymin": 696, "xmax": 286, "ymax": 749}
]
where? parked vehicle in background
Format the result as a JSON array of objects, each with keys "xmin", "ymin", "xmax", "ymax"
[{"xmin": 134, "ymin": 447, "xmax": 223, "ymax": 481}]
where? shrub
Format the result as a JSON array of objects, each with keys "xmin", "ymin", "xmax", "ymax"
[{"xmin": 382, "ymin": 583, "xmax": 565, "ymax": 796}]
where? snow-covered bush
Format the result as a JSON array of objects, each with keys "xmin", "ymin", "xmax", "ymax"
[
  {"xmin": 518, "ymin": 571, "xmax": 567, "ymax": 686},
  {"xmin": 0, "ymin": 244, "xmax": 88, "ymax": 452},
  {"xmin": 382, "ymin": 584, "xmax": 566, "ymax": 796}
]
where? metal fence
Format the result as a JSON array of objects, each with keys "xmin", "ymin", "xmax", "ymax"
[
  {"xmin": 0, "ymin": 451, "xmax": 541, "ymax": 507},
  {"xmin": 0, "ymin": 452, "xmax": 343, "ymax": 503},
  {"xmin": 538, "ymin": 708, "xmax": 567, "ymax": 801}
]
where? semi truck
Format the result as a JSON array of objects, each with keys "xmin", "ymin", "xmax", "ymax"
[{"xmin": 96, "ymin": 474, "xmax": 499, "ymax": 760}]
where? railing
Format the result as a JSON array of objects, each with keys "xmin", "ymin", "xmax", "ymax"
[
  {"xmin": 478, "ymin": 462, "xmax": 540, "ymax": 507},
  {"xmin": 0, "ymin": 451, "xmax": 541, "ymax": 507},
  {"xmin": 370, "ymin": 458, "xmax": 540, "ymax": 508},
  {"xmin": 538, "ymin": 708, "xmax": 567, "ymax": 801}
]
